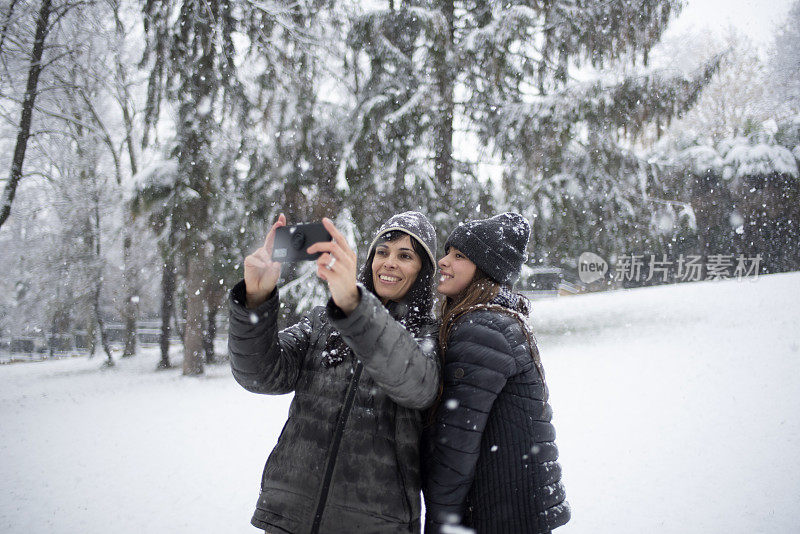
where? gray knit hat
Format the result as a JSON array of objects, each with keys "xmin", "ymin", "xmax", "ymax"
[
  {"xmin": 444, "ymin": 212, "xmax": 530, "ymax": 285},
  {"xmin": 367, "ymin": 211, "xmax": 437, "ymax": 267}
]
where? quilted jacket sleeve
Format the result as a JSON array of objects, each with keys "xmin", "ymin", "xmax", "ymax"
[
  {"xmin": 227, "ymin": 280, "xmax": 315, "ymax": 394},
  {"xmin": 327, "ymin": 284, "xmax": 440, "ymax": 410},
  {"xmin": 423, "ymin": 311, "xmax": 518, "ymax": 531}
]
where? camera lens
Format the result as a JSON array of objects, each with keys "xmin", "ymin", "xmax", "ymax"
[{"xmin": 291, "ymin": 229, "xmax": 305, "ymax": 250}]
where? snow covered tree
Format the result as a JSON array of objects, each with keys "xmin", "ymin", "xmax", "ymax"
[
  {"xmin": 130, "ymin": 155, "xmax": 181, "ymax": 369},
  {"xmin": 139, "ymin": 0, "xmax": 350, "ymax": 369},
  {"xmin": 654, "ymin": 29, "xmax": 771, "ymax": 144},
  {"xmin": 0, "ymin": 0, "xmax": 55, "ymax": 229},
  {"xmin": 661, "ymin": 116, "xmax": 800, "ymax": 274},
  {"xmin": 221, "ymin": 3, "xmax": 352, "ymax": 320},
  {"xmin": 141, "ymin": 0, "xmax": 243, "ymax": 375},
  {"xmin": 720, "ymin": 131, "xmax": 800, "ymax": 273},
  {"xmin": 769, "ymin": 0, "xmax": 800, "ymax": 118},
  {"xmin": 340, "ymin": 1, "xmax": 719, "ymax": 265},
  {"xmin": 1, "ymin": 0, "xmax": 148, "ymax": 358}
]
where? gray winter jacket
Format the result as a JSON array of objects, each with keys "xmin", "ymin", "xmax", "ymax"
[{"xmin": 228, "ymin": 280, "xmax": 440, "ymax": 534}]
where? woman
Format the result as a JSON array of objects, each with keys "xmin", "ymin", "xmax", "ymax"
[
  {"xmin": 228, "ymin": 211, "xmax": 440, "ymax": 533},
  {"xmin": 423, "ymin": 213, "xmax": 570, "ymax": 534}
]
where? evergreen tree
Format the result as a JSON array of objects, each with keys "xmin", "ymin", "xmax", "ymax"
[
  {"xmin": 342, "ymin": 1, "xmax": 719, "ymax": 265},
  {"xmin": 142, "ymin": 0, "xmax": 242, "ymax": 375},
  {"xmin": 140, "ymin": 0, "xmax": 350, "ymax": 367},
  {"xmin": 659, "ymin": 117, "xmax": 800, "ymax": 275}
]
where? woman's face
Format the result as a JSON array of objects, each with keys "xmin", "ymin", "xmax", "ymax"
[
  {"xmin": 371, "ymin": 234, "xmax": 423, "ymax": 303},
  {"xmin": 437, "ymin": 247, "xmax": 476, "ymax": 297}
]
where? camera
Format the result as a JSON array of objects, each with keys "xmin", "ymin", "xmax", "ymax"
[{"xmin": 272, "ymin": 222, "xmax": 332, "ymax": 262}]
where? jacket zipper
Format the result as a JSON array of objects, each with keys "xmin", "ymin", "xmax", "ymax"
[
  {"xmin": 393, "ymin": 404, "xmax": 414, "ymax": 530},
  {"xmin": 310, "ymin": 360, "xmax": 364, "ymax": 534}
]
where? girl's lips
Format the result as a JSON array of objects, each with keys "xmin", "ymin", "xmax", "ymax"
[{"xmin": 378, "ymin": 274, "xmax": 401, "ymax": 284}]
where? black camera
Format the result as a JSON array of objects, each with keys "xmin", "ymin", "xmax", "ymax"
[{"xmin": 271, "ymin": 222, "xmax": 332, "ymax": 262}]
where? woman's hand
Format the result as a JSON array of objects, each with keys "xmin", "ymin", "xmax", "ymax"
[
  {"xmin": 307, "ymin": 218, "xmax": 360, "ymax": 314},
  {"xmin": 243, "ymin": 214, "xmax": 286, "ymax": 308}
]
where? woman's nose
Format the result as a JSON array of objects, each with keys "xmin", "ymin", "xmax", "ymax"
[{"xmin": 438, "ymin": 257, "xmax": 448, "ymax": 269}]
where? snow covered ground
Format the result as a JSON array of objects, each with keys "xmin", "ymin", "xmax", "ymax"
[{"xmin": 1, "ymin": 272, "xmax": 799, "ymax": 533}]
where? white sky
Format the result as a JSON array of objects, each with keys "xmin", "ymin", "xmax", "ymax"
[{"xmin": 665, "ymin": 0, "xmax": 795, "ymax": 47}]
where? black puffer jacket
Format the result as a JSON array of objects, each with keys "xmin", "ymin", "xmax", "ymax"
[
  {"xmin": 423, "ymin": 295, "xmax": 570, "ymax": 533},
  {"xmin": 229, "ymin": 280, "xmax": 439, "ymax": 534}
]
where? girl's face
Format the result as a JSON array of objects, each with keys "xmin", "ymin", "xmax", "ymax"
[
  {"xmin": 437, "ymin": 247, "xmax": 476, "ymax": 297},
  {"xmin": 371, "ymin": 235, "xmax": 422, "ymax": 303}
]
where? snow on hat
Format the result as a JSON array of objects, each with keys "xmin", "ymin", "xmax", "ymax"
[
  {"xmin": 445, "ymin": 212, "xmax": 530, "ymax": 285},
  {"xmin": 367, "ymin": 211, "xmax": 437, "ymax": 267}
]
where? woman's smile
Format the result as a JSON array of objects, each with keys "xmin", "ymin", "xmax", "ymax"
[
  {"xmin": 371, "ymin": 235, "xmax": 422, "ymax": 302},
  {"xmin": 437, "ymin": 248, "xmax": 475, "ymax": 296}
]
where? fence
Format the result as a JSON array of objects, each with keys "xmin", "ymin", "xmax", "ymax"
[{"xmin": 0, "ymin": 318, "xmax": 227, "ymax": 362}]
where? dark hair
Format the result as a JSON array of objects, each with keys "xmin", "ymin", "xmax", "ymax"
[
  {"xmin": 321, "ymin": 230, "xmax": 436, "ymax": 369},
  {"xmin": 361, "ymin": 230, "xmax": 436, "ymax": 329},
  {"xmin": 438, "ymin": 268, "xmax": 499, "ymax": 350},
  {"xmin": 439, "ymin": 266, "xmax": 540, "ymax": 372},
  {"xmin": 426, "ymin": 266, "xmax": 544, "ymax": 424}
]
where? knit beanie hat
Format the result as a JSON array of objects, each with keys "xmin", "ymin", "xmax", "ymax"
[
  {"xmin": 367, "ymin": 211, "xmax": 437, "ymax": 267},
  {"xmin": 444, "ymin": 212, "xmax": 530, "ymax": 285}
]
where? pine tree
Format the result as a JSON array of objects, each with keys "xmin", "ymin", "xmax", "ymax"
[
  {"xmin": 142, "ymin": 0, "xmax": 241, "ymax": 375},
  {"xmin": 656, "ymin": 114, "xmax": 800, "ymax": 276},
  {"xmin": 342, "ymin": 1, "xmax": 719, "ymax": 265},
  {"xmin": 140, "ymin": 0, "xmax": 350, "ymax": 367}
]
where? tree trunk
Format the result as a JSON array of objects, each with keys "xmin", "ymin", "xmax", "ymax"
[
  {"xmin": 157, "ymin": 251, "xmax": 175, "ymax": 369},
  {"xmin": 87, "ymin": 316, "xmax": 97, "ymax": 358},
  {"xmin": 182, "ymin": 245, "xmax": 206, "ymax": 376},
  {"xmin": 118, "ymin": 104, "xmax": 139, "ymax": 358},
  {"xmin": 89, "ymin": 186, "xmax": 114, "ymax": 367},
  {"xmin": 0, "ymin": 0, "xmax": 52, "ymax": 229},
  {"xmin": 48, "ymin": 313, "xmax": 56, "ymax": 359},
  {"xmin": 173, "ymin": 288, "xmax": 186, "ymax": 341},
  {"xmin": 432, "ymin": 0, "xmax": 454, "ymax": 192},
  {"xmin": 121, "ymin": 232, "xmax": 138, "ymax": 357},
  {"xmin": 203, "ymin": 304, "xmax": 217, "ymax": 364},
  {"xmin": 93, "ymin": 284, "xmax": 115, "ymax": 367},
  {"xmin": 203, "ymin": 279, "xmax": 225, "ymax": 364}
]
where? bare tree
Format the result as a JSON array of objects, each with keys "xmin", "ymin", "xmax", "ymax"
[
  {"xmin": 0, "ymin": 0, "xmax": 52, "ymax": 229},
  {"xmin": 656, "ymin": 29, "xmax": 771, "ymax": 143},
  {"xmin": 769, "ymin": 0, "xmax": 800, "ymax": 117}
]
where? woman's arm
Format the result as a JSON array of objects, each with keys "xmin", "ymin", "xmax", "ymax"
[
  {"xmin": 423, "ymin": 313, "xmax": 517, "ymax": 529},
  {"xmin": 228, "ymin": 280, "xmax": 316, "ymax": 394},
  {"xmin": 327, "ymin": 285, "xmax": 440, "ymax": 410}
]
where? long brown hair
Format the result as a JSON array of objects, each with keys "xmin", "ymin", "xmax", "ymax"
[
  {"xmin": 438, "ymin": 269, "xmax": 500, "ymax": 352},
  {"xmin": 439, "ymin": 268, "xmax": 546, "ymax": 384},
  {"xmin": 426, "ymin": 269, "xmax": 547, "ymax": 425}
]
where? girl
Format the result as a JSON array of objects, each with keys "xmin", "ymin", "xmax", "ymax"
[
  {"xmin": 229, "ymin": 212, "xmax": 440, "ymax": 533},
  {"xmin": 423, "ymin": 213, "xmax": 570, "ymax": 533}
]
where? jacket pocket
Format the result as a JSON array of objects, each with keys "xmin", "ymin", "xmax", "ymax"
[{"xmin": 261, "ymin": 417, "xmax": 293, "ymax": 490}]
